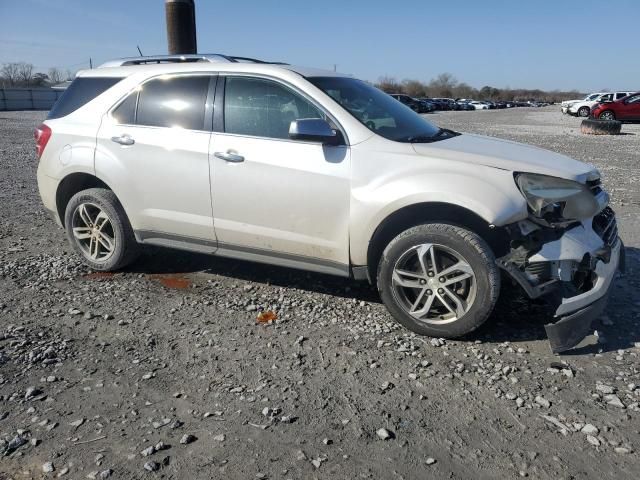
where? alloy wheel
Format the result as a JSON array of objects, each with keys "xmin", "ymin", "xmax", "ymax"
[
  {"xmin": 600, "ymin": 111, "xmax": 615, "ymax": 121},
  {"xmin": 391, "ymin": 243, "xmax": 477, "ymax": 324},
  {"xmin": 71, "ymin": 202, "xmax": 116, "ymax": 262}
]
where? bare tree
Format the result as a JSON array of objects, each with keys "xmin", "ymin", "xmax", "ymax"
[
  {"xmin": 1, "ymin": 62, "xmax": 21, "ymax": 86},
  {"xmin": 17, "ymin": 62, "xmax": 34, "ymax": 86},
  {"xmin": 64, "ymin": 69, "xmax": 76, "ymax": 81},
  {"xmin": 375, "ymin": 76, "xmax": 402, "ymax": 93},
  {"xmin": 48, "ymin": 67, "xmax": 63, "ymax": 85},
  {"xmin": 402, "ymin": 79, "xmax": 427, "ymax": 98},
  {"xmin": 427, "ymin": 73, "xmax": 458, "ymax": 98}
]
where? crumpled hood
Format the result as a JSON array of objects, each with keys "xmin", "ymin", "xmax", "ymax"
[{"xmin": 412, "ymin": 133, "xmax": 595, "ymax": 181}]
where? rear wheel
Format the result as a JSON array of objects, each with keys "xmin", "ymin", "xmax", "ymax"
[
  {"xmin": 64, "ymin": 188, "xmax": 140, "ymax": 271},
  {"xmin": 578, "ymin": 106, "xmax": 590, "ymax": 117},
  {"xmin": 377, "ymin": 223, "xmax": 500, "ymax": 338},
  {"xmin": 599, "ymin": 110, "xmax": 615, "ymax": 120}
]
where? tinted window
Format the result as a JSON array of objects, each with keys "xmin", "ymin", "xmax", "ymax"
[
  {"xmin": 112, "ymin": 91, "xmax": 137, "ymax": 124},
  {"xmin": 627, "ymin": 94, "xmax": 640, "ymax": 104},
  {"xmin": 136, "ymin": 75, "xmax": 209, "ymax": 130},
  {"xmin": 224, "ymin": 77, "xmax": 323, "ymax": 139},
  {"xmin": 48, "ymin": 77, "xmax": 123, "ymax": 119}
]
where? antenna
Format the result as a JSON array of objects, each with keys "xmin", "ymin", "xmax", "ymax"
[
  {"xmin": 137, "ymin": 45, "xmax": 144, "ymax": 56},
  {"xmin": 89, "ymin": 58, "xmax": 93, "ymax": 69}
]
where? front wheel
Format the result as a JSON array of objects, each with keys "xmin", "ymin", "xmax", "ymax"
[
  {"xmin": 64, "ymin": 188, "xmax": 140, "ymax": 271},
  {"xmin": 599, "ymin": 110, "xmax": 615, "ymax": 120},
  {"xmin": 377, "ymin": 224, "xmax": 500, "ymax": 338},
  {"xmin": 578, "ymin": 106, "xmax": 590, "ymax": 117}
]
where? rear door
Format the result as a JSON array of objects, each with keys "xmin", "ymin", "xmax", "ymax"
[{"xmin": 95, "ymin": 73, "xmax": 217, "ymax": 248}]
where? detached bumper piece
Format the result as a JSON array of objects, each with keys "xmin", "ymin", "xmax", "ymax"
[
  {"xmin": 545, "ymin": 284, "xmax": 609, "ymax": 353},
  {"xmin": 546, "ymin": 241, "xmax": 624, "ymax": 353}
]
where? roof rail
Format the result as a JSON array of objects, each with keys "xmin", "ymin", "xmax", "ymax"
[{"xmin": 98, "ymin": 54, "xmax": 287, "ymax": 68}]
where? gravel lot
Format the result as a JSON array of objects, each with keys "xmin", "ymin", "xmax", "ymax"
[{"xmin": 1, "ymin": 107, "xmax": 639, "ymax": 479}]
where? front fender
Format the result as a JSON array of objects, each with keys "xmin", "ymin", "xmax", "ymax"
[{"xmin": 350, "ymin": 167, "xmax": 527, "ymax": 265}]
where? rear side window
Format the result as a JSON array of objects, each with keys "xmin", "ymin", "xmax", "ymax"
[
  {"xmin": 135, "ymin": 75, "xmax": 209, "ymax": 130},
  {"xmin": 48, "ymin": 77, "xmax": 123, "ymax": 119}
]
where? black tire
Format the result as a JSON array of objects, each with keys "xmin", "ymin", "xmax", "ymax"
[
  {"xmin": 578, "ymin": 106, "xmax": 590, "ymax": 117},
  {"xmin": 377, "ymin": 223, "xmax": 500, "ymax": 338},
  {"xmin": 581, "ymin": 118, "xmax": 621, "ymax": 135},
  {"xmin": 64, "ymin": 188, "xmax": 140, "ymax": 271},
  {"xmin": 598, "ymin": 110, "xmax": 616, "ymax": 121}
]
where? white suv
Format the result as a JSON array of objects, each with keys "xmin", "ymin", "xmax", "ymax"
[
  {"xmin": 36, "ymin": 54, "xmax": 623, "ymax": 352},
  {"xmin": 567, "ymin": 91, "xmax": 635, "ymax": 117}
]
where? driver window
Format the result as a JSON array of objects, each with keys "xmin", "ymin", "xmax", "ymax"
[{"xmin": 224, "ymin": 77, "xmax": 324, "ymax": 140}]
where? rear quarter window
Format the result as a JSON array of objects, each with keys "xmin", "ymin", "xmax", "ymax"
[{"xmin": 47, "ymin": 77, "xmax": 123, "ymax": 119}]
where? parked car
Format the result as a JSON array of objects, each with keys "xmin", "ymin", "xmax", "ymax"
[
  {"xmin": 455, "ymin": 100, "xmax": 475, "ymax": 111},
  {"xmin": 389, "ymin": 93, "xmax": 430, "ymax": 113},
  {"xmin": 591, "ymin": 91, "xmax": 640, "ymax": 121},
  {"xmin": 567, "ymin": 92, "xmax": 635, "ymax": 117},
  {"xmin": 469, "ymin": 101, "xmax": 489, "ymax": 110},
  {"xmin": 432, "ymin": 98, "xmax": 457, "ymax": 110},
  {"xmin": 417, "ymin": 98, "xmax": 437, "ymax": 112},
  {"xmin": 35, "ymin": 53, "xmax": 622, "ymax": 352},
  {"xmin": 561, "ymin": 93, "xmax": 605, "ymax": 114}
]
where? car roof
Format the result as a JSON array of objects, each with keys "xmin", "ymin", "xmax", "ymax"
[{"xmin": 78, "ymin": 55, "xmax": 348, "ymax": 80}]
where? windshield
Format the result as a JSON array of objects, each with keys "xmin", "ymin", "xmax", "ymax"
[
  {"xmin": 586, "ymin": 94, "xmax": 600, "ymax": 101},
  {"xmin": 308, "ymin": 76, "xmax": 443, "ymax": 142}
]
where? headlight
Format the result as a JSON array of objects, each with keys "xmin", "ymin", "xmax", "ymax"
[{"xmin": 516, "ymin": 173, "xmax": 599, "ymax": 222}]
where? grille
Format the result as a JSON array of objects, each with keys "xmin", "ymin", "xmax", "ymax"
[{"xmin": 592, "ymin": 207, "xmax": 618, "ymax": 247}]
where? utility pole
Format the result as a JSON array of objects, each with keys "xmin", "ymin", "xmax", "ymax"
[{"xmin": 165, "ymin": 0, "xmax": 197, "ymax": 54}]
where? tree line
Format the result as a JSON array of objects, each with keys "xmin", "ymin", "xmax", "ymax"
[
  {"xmin": 375, "ymin": 73, "xmax": 583, "ymax": 103},
  {"xmin": 1, "ymin": 62, "xmax": 74, "ymax": 88}
]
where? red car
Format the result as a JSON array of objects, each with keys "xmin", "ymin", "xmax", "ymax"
[{"xmin": 592, "ymin": 92, "xmax": 640, "ymax": 121}]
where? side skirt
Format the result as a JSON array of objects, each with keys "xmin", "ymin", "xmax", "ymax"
[{"xmin": 135, "ymin": 230, "xmax": 351, "ymax": 278}]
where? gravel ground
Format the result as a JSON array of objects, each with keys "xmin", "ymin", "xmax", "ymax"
[{"xmin": 1, "ymin": 108, "xmax": 639, "ymax": 479}]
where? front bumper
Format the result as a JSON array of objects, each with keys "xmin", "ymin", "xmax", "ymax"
[
  {"xmin": 498, "ymin": 210, "xmax": 624, "ymax": 353},
  {"xmin": 545, "ymin": 239, "xmax": 623, "ymax": 353}
]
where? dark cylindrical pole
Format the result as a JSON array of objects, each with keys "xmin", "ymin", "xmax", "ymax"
[{"xmin": 165, "ymin": 0, "xmax": 197, "ymax": 55}]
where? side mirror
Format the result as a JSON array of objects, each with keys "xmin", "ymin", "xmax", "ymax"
[{"xmin": 289, "ymin": 118, "xmax": 340, "ymax": 145}]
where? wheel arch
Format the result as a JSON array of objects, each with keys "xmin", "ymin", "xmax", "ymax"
[
  {"xmin": 55, "ymin": 173, "xmax": 113, "ymax": 227},
  {"xmin": 365, "ymin": 202, "xmax": 511, "ymax": 283}
]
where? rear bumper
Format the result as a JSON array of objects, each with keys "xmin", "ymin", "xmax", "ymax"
[{"xmin": 37, "ymin": 167, "xmax": 62, "ymax": 227}]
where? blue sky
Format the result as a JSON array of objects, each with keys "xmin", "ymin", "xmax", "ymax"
[{"xmin": 1, "ymin": 0, "xmax": 638, "ymax": 92}]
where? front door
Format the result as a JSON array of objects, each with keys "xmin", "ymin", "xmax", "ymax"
[
  {"xmin": 623, "ymin": 94, "xmax": 640, "ymax": 121},
  {"xmin": 95, "ymin": 74, "xmax": 216, "ymax": 248},
  {"xmin": 209, "ymin": 75, "xmax": 351, "ymax": 274}
]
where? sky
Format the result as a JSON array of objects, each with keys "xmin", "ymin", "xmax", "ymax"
[{"xmin": 1, "ymin": 0, "xmax": 638, "ymax": 92}]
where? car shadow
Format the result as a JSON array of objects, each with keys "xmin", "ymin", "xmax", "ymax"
[{"xmin": 121, "ymin": 244, "xmax": 638, "ymax": 353}]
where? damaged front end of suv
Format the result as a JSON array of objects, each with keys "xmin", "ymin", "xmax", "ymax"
[{"xmin": 496, "ymin": 172, "xmax": 624, "ymax": 353}]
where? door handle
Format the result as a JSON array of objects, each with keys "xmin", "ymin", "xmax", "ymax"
[
  {"xmin": 111, "ymin": 134, "xmax": 135, "ymax": 146},
  {"xmin": 214, "ymin": 151, "xmax": 244, "ymax": 163}
]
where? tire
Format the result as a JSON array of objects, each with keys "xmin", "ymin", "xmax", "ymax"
[
  {"xmin": 578, "ymin": 106, "xmax": 590, "ymax": 117},
  {"xmin": 598, "ymin": 110, "xmax": 616, "ymax": 121},
  {"xmin": 377, "ymin": 223, "xmax": 500, "ymax": 338},
  {"xmin": 581, "ymin": 118, "xmax": 621, "ymax": 135},
  {"xmin": 64, "ymin": 188, "xmax": 140, "ymax": 271}
]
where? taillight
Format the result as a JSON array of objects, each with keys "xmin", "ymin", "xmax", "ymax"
[{"xmin": 34, "ymin": 123, "xmax": 52, "ymax": 159}]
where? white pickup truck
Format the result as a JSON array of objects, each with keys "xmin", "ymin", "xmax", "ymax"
[{"xmin": 563, "ymin": 92, "xmax": 634, "ymax": 117}]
